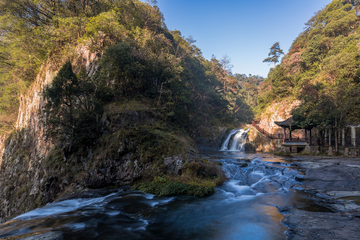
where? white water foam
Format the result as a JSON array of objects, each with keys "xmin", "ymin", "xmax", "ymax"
[
  {"xmin": 14, "ymin": 192, "xmax": 118, "ymax": 220},
  {"xmin": 146, "ymin": 197, "xmax": 175, "ymax": 207},
  {"xmin": 222, "ymin": 193, "xmax": 263, "ymax": 204},
  {"xmin": 221, "ymin": 129, "xmax": 249, "ymax": 151},
  {"xmin": 68, "ymin": 222, "xmax": 87, "ymax": 230},
  {"xmin": 227, "ymin": 181, "xmax": 256, "ymax": 195}
]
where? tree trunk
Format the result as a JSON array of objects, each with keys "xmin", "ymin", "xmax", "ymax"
[
  {"xmin": 335, "ymin": 117, "xmax": 338, "ymax": 152},
  {"xmin": 335, "ymin": 129, "xmax": 338, "ymax": 152}
]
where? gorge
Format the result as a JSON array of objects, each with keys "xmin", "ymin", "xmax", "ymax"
[
  {"xmin": 0, "ymin": 143, "xmax": 318, "ymax": 240},
  {"xmin": 1, "ymin": 0, "xmax": 360, "ymax": 239}
]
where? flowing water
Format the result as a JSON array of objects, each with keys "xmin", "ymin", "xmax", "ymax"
[
  {"xmin": 221, "ymin": 129, "xmax": 249, "ymax": 151},
  {"xmin": 0, "ymin": 131, "xmax": 330, "ymax": 240}
]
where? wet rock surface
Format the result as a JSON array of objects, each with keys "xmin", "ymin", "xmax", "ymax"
[
  {"xmin": 284, "ymin": 208, "xmax": 360, "ymax": 240},
  {"xmin": 18, "ymin": 231, "xmax": 63, "ymax": 240},
  {"xmin": 284, "ymin": 157, "xmax": 360, "ymax": 240}
]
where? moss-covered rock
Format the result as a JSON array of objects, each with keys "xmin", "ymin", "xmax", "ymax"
[
  {"xmin": 273, "ymin": 151, "xmax": 292, "ymax": 157},
  {"xmin": 134, "ymin": 159, "xmax": 226, "ymax": 196}
]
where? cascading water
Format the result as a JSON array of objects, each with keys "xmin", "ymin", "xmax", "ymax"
[
  {"xmin": 0, "ymin": 153, "xmax": 332, "ymax": 239},
  {"xmin": 221, "ymin": 129, "xmax": 249, "ymax": 151}
]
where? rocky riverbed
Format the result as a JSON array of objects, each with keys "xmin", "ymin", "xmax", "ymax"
[
  {"xmin": 283, "ymin": 156, "xmax": 360, "ymax": 240},
  {"xmin": 2, "ymin": 154, "xmax": 360, "ymax": 240}
]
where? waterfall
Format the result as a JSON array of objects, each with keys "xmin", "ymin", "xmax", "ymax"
[{"xmin": 221, "ymin": 129, "xmax": 249, "ymax": 151}]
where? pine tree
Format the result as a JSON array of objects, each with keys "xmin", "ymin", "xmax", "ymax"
[{"xmin": 263, "ymin": 42, "xmax": 284, "ymax": 67}]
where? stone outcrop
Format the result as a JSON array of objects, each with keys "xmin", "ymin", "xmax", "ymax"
[
  {"xmin": 258, "ymin": 98, "xmax": 301, "ymax": 134},
  {"xmin": 247, "ymin": 127, "xmax": 283, "ymax": 152},
  {"xmin": 282, "ymin": 157, "xmax": 360, "ymax": 240},
  {"xmin": 0, "ymin": 135, "xmax": 5, "ymax": 166},
  {"xmin": 0, "ymin": 46, "xmax": 133, "ymax": 219},
  {"xmin": 0, "ymin": 59, "xmax": 60, "ymax": 218}
]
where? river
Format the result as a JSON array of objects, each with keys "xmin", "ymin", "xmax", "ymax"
[{"xmin": 0, "ymin": 149, "xmax": 333, "ymax": 240}]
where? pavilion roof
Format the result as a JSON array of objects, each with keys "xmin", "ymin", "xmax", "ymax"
[{"xmin": 274, "ymin": 117, "xmax": 302, "ymax": 130}]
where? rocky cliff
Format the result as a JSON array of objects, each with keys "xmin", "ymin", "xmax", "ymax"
[
  {"xmin": 247, "ymin": 127, "xmax": 283, "ymax": 152},
  {"xmin": 258, "ymin": 98, "xmax": 301, "ymax": 134},
  {"xmin": 0, "ymin": 46, "xmax": 155, "ymax": 219},
  {"xmin": 0, "ymin": 47, "xmax": 96, "ymax": 218},
  {"xmin": 0, "ymin": 46, "xmax": 226, "ymax": 220}
]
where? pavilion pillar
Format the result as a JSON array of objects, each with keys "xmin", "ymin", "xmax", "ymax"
[
  {"xmin": 309, "ymin": 129, "xmax": 312, "ymax": 145},
  {"xmin": 329, "ymin": 129, "xmax": 332, "ymax": 146},
  {"xmin": 351, "ymin": 127, "xmax": 356, "ymax": 147},
  {"xmin": 283, "ymin": 127, "xmax": 286, "ymax": 139},
  {"xmin": 342, "ymin": 128, "xmax": 345, "ymax": 146},
  {"xmin": 289, "ymin": 129, "xmax": 292, "ymax": 139}
]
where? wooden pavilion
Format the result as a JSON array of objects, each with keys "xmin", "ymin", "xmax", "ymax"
[
  {"xmin": 274, "ymin": 117, "xmax": 313, "ymax": 143},
  {"xmin": 274, "ymin": 117, "xmax": 314, "ymax": 152}
]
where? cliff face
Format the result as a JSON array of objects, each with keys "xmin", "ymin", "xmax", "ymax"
[
  {"xmin": 0, "ymin": 135, "xmax": 5, "ymax": 166},
  {"xmin": 0, "ymin": 46, "xmax": 201, "ymax": 220},
  {"xmin": 258, "ymin": 98, "xmax": 301, "ymax": 134},
  {"xmin": 0, "ymin": 47, "xmax": 121, "ymax": 219},
  {"xmin": 0, "ymin": 62, "xmax": 57, "ymax": 218},
  {"xmin": 247, "ymin": 128, "xmax": 283, "ymax": 152}
]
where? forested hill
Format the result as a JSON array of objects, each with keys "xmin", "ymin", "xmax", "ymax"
[
  {"xmin": 257, "ymin": 0, "xmax": 360, "ymax": 131},
  {"xmin": 0, "ymin": 0, "xmax": 253, "ymax": 137},
  {"xmin": 0, "ymin": 0, "xmax": 257, "ymax": 217}
]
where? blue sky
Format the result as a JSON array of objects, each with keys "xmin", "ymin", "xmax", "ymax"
[{"xmin": 153, "ymin": 0, "xmax": 332, "ymax": 77}]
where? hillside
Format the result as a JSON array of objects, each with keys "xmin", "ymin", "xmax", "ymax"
[
  {"xmin": 257, "ymin": 0, "xmax": 360, "ymax": 137},
  {"xmin": 0, "ymin": 0, "xmax": 252, "ymax": 219}
]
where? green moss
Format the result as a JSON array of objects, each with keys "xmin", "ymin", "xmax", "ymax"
[
  {"xmin": 333, "ymin": 151, "xmax": 342, "ymax": 156},
  {"xmin": 4, "ymin": 184, "xmax": 14, "ymax": 199},
  {"xmin": 4, "ymin": 133, "xmax": 12, "ymax": 146},
  {"xmin": 15, "ymin": 185, "xmax": 29, "ymax": 199},
  {"xmin": 296, "ymin": 151, "xmax": 310, "ymax": 156},
  {"xmin": 135, "ymin": 175, "xmax": 216, "ymax": 197},
  {"xmin": 225, "ymin": 128, "xmax": 233, "ymax": 134},
  {"xmin": 30, "ymin": 193, "xmax": 44, "ymax": 210},
  {"xmin": 273, "ymin": 151, "xmax": 292, "ymax": 157},
  {"xmin": 96, "ymin": 124, "xmax": 190, "ymax": 164},
  {"xmin": 216, "ymin": 161, "xmax": 223, "ymax": 166},
  {"xmin": 43, "ymin": 148, "xmax": 65, "ymax": 171},
  {"xmin": 134, "ymin": 159, "xmax": 226, "ymax": 197}
]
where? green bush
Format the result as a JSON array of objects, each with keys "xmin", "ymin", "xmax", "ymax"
[
  {"xmin": 135, "ymin": 176, "xmax": 216, "ymax": 197},
  {"xmin": 135, "ymin": 159, "xmax": 226, "ymax": 196}
]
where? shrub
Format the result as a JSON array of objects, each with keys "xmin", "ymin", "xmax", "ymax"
[{"xmin": 134, "ymin": 159, "xmax": 226, "ymax": 196}]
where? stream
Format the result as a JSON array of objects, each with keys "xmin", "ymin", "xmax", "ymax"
[{"xmin": 0, "ymin": 131, "xmax": 332, "ymax": 239}]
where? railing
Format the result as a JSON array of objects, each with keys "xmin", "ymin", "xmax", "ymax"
[
  {"xmin": 284, "ymin": 137, "xmax": 309, "ymax": 143},
  {"xmin": 304, "ymin": 137, "xmax": 360, "ymax": 147},
  {"xmin": 252, "ymin": 121, "xmax": 283, "ymax": 139},
  {"xmin": 343, "ymin": 138, "xmax": 360, "ymax": 147}
]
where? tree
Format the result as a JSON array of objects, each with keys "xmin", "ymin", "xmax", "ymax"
[
  {"xmin": 292, "ymin": 82, "xmax": 350, "ymax": 152},
  {"xmin": 263, "ymin": 42, "xmax": 284, "ymax": 67},
  {"xmin": 43, "ymin": 61, "xmax": 102, "ymax": 147},
  {"xmin": 219, "ymin": 55, "xmax": 233, "ymax": 90}
]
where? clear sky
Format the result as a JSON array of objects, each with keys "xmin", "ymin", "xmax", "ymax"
[{"xmin": 153, "ymin": 0, "xmax": 332, "ymax": 77}]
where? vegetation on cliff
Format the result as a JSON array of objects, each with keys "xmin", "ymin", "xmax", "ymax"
[
  {"xmin": 0, "ymin": 0, "xmax": 259, "ymax": 207},
  {"xmin": 0, "ymin": 0, "xmax": 257, "ymax": 134},
  {"xmin": 257, "ymin": 0, "xmax": 360, "ymax": 135}
]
